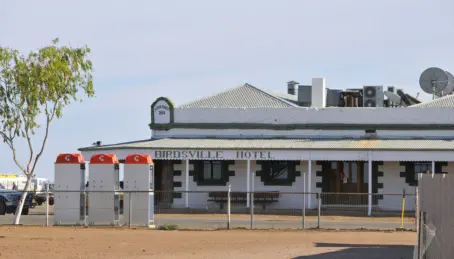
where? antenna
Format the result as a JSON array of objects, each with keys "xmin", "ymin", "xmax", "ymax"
[
  {"xmin": 384, "ymin": 91, "xmax": 404, "ymax": 107},
  {"xmin": 419, "ymin": 67, "xmax": 453, "ymax": 99}
]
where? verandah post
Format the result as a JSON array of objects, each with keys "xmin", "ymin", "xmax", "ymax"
[
  {"xmin": 308, "ymin": 159, "xmax": 312, "ymax": 209},
  {"xmin": 185, "ymin": 159, "xmax": 189, "ymax": 208},
  {"xmin": 416, "ymin": 176, "xmax": 420, "ymax": 233},
  {"xmin": 227, "ymin": 184, "xmax": 231, "ymax": 230},
  {"xmin": 302, "ymin": 172, "xmax": 306, "ymax": 229},
  {"xmin": 431, "ymin": 161, "xmax": 435, "ymax": 177},
  {"xmin": 246, "ymin": 160, "xmax": 250, "ymax": 208},
  {"xmin": 250, "ymin": 171, "xmax": 255, "ymax": 230},
  {"xmin": 367, "ymin": 151, "xmax": 372, "ymax": 216},
  {"xmin": 317, "ymin": 192, "xmax": 321, "ymax": 228}
]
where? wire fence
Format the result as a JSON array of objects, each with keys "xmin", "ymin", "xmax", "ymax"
[{"xmin": 0, "ymin": 189, "xmax": 417, "ymax": 230}]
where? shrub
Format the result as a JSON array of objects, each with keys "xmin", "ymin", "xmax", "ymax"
[{"xmin": 158, "ymin": 224, "xmax": 179, "ymax": 230}]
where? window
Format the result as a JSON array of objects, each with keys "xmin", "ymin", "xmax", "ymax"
[
  {"xmin": 351, "ymin": 162, "xmax": 357, "ymax": 183},
  {"xmin": 341, "ymin": 162, "xmax": 358, "ymax": 183},
  {"xmin": 195, "ymin": 160, "xmax": 228, "ymax": 186},
  {"xmin": 414, "ymin": 162, "xmax": 431, "ymax": 180},
  {"xmin": 259, "ymin": 161, "xmax": 298, "ymax": 186},
  {"xmin": 203, "ymin": 161, "xmax": 222, "ymax": 181},
  {"xmin": 363, "ymin": 162, "xmax": 369, "ymax": 184}
]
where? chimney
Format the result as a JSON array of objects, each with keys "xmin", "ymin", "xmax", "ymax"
[
  {"xmin": 287, "ymin": 80, "xmax": 299, "ymax": 95},
  {"xmin": 311, "ymin": 78, "xmax": 326, "ymax": 108}
]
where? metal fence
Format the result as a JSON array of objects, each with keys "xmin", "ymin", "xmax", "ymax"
[
  {"xmin": 0, "ymin": 188, "xmax": 417, "ymax": 231},
  {"xmin": 414, "ymin": 173, "xmax": 454, "ymax": 259}
]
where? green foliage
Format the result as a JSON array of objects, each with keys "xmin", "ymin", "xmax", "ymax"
[
  {"xmin": 158, "ymin": 224, "xmax": 179, "ymax": 230},
  {"xmin": 0, "ymin": 38, "xmax": 94, "ymax": 175}
]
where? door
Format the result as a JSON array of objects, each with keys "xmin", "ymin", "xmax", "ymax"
[
  {"xmin": 153, "ymin": 160, "xmax": 163, "ymax": 206},
  {"xmin": 338, "ymin": 161, "xmax": 366, "ymax": 204},
  {"xmin": 153, "ymin": 160, "xmax": 174, "ymax": 208}
]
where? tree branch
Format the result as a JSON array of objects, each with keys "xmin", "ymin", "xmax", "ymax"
[
  {"xmin": 24, "ymin": 121, "xmax": 34, "ymax": 172},
  {"xmin": 30, "ymin": 100, "xmax": 58, "ymax": 175},
  {"xmin": 1, "ymin": 130, "xmax": 26, "ymax": 173}
]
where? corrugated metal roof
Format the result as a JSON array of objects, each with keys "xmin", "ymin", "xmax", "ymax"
[
  {"xmin": 410, "ymin": 94, "xmax": 454, "ymax": 108},
  {"xmin": 178, "ymin": 84, "xmax": 298, "ymax": 108},
  {"xmin": 79, "ymin": 138, "xmax": 454, "ymax": 151}
]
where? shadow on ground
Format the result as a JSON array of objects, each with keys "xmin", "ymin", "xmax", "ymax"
[{"xmin": 293, "ymin": 243, "xmax": 415, "ymax": 259}]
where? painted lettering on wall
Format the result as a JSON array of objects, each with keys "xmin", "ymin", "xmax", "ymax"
[
  {"xmin": 152, "ymin": 98, "xmax": 173, "ymax": 124},
  {"xmin": 155, "ymin": 150, "xmax": 224, "ymax": 159},
  {"xmin": 154, "ymin": 150, "xmax": 275, "ymax": 160},
  {"xmin": 236, "ymin": 151, "xmax": 274, "ymax": 159}
]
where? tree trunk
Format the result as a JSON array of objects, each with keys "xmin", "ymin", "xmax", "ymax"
[{"xmin": 13, "ymin": 175, "xmax": 32, "ymax": 225}]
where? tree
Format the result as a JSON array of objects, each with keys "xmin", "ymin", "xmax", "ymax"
[{"xmin": 0, "ymin": 38, "xmax": 94, "ymax": 224}]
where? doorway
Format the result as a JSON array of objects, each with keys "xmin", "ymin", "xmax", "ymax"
[
  {"xmin": 329, "ymin": 161, "xmax": 369, "ymax": 205},
  {"xmin": 153, "ymin": 160, "xmax": 173, "ymax": 207}
]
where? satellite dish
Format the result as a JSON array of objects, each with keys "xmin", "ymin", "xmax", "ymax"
[
  {"xmin": 384, "ymin": 91, "xmax": 403, "ymax": 106},
  {"xmin": 396, "ymin": 89, "xmax": 411, "ymax": 106},
  {"xmin": 419, "ymin": 67, "xmax": 449, "ymax": 98},
  {"xmin": 444, "ymin": 71, "xmax": 454, "ymax": 95}
]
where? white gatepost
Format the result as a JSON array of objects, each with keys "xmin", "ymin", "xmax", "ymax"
[
  {"xmin": 246, "ymin": 160, "xmax": 251, "ymax": 208},
  {"xmin": 368, "ymin": 151, "xmax": 372, "ymax": 216},
  {"xmin": 308, "ymin": 159, "xmax": 312, "ymax": 209},
  {"xmin": 185, "ymin": 159, "xmax": 189, "ymax": 208}
]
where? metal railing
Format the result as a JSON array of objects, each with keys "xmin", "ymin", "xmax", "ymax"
[{"xmin": 0, "ymin": 188, "xmax": 416, "ymax": 230}]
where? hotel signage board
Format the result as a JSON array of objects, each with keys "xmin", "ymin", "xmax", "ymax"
[{"xmin": 154, "ymin": 150, "xmax": 276, "ymax": 160}]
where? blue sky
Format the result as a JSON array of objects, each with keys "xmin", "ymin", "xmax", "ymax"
[{"xmin": 1, "ymin": 0, "xmax": 453, "ymax": 180}]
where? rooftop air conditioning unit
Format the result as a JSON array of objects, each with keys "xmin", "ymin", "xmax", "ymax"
[{"xmin": 362, "ymin": 85, "xmax": 384, "ymax": 107}]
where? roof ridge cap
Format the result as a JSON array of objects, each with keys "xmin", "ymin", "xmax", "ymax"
[{"xmin": 246, "ymin": 84, "xmax": 299, "ymax": 107}]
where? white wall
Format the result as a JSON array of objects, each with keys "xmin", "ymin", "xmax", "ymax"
[
  {"xmin": 153, "ymin": 128, "xmax": 366, "ymax": 139},
  {"xmin": 172, "ymin": 160, "xmax": 445, "ymax": 211},
  {"xmin": 171, "ymin": 160, "xmax": 321, "ymax": 210},
  {"xmin": 153, "ymin": 128, "xmax": 454, "ymax": 140},
  {"xmin": 378, "ymin": 162, "xmax": 416, "ymax": 211},
  {"xmin": 172, "ymin": 160, "xmax": 248, "ymax": 209},
  {"xmin": 173, "ymin": 107, "xmax": 454, "ymax": 125}
]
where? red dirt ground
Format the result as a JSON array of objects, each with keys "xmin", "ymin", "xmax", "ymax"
[{"xmin": 0, "ymin": 226, "xmax": 416, "ymax": 259}]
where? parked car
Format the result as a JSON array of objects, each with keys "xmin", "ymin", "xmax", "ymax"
[
  {"xmin": 0, "ymin": 189, "xmax": 33, "ymax": 215},
  {"xmin": 34, "ymin": 183, "xmax": 54, "ymax": 206}
]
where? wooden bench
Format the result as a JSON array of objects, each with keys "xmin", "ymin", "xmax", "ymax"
[{"xmin": 208, "ymin": 191, "xmax": 280, "ymax": 210}]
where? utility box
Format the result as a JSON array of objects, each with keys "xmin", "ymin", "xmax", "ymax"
[
  {"xmin": 122, "ymin": 154, "xmax": 155, "ymax": 228},
  {"xmin": 54, "ymin": 153, "xmax": 86, "ymax": 225},
  {"xmin": 87, "ymin": 154, "xmax": 120, "ymax": 226}
]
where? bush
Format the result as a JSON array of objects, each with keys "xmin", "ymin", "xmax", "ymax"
[{"xmin": 158, "ymin": 224, "xmax": 179, "ymax": 230}]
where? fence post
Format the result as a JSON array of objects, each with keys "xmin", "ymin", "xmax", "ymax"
[
  {"xmin": 418, "ymin": 210, "xmax": 425, "ymax": 258},
  {"xmin": 227, "ymin": 184, "xmax": 231, "ymax": 230},
  {"xmin": 400, "ymin": 188, "xmax": 406, "ymax": 229},
  {"xmin": 128, "ymin": 191, "xmax": 132, "ymax": 228},
  {"xmin": 317, "ymin": 193, "xmax": 321, "ymax": 228},
  {"xmin": 45, "ymin": 183, "xmax": 49, "ymax": 227}
]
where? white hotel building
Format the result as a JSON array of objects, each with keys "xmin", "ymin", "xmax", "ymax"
[{"xmin": 79, "ymin": 78, "xmax": 454, "ymax": 214}]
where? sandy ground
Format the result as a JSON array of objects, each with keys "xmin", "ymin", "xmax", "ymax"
[{"xmin": 0, "ymin": 227, "xmax": 416, "ymax": 259}]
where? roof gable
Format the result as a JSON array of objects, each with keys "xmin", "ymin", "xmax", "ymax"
[{"xmin": 178, "ymin": 84, "xmax": 298, "ymax": 108}]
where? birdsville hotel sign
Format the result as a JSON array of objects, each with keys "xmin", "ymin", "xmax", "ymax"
[{"xmin": 154, "ymin": 150, "xmax": 275, "ymax": 160}]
